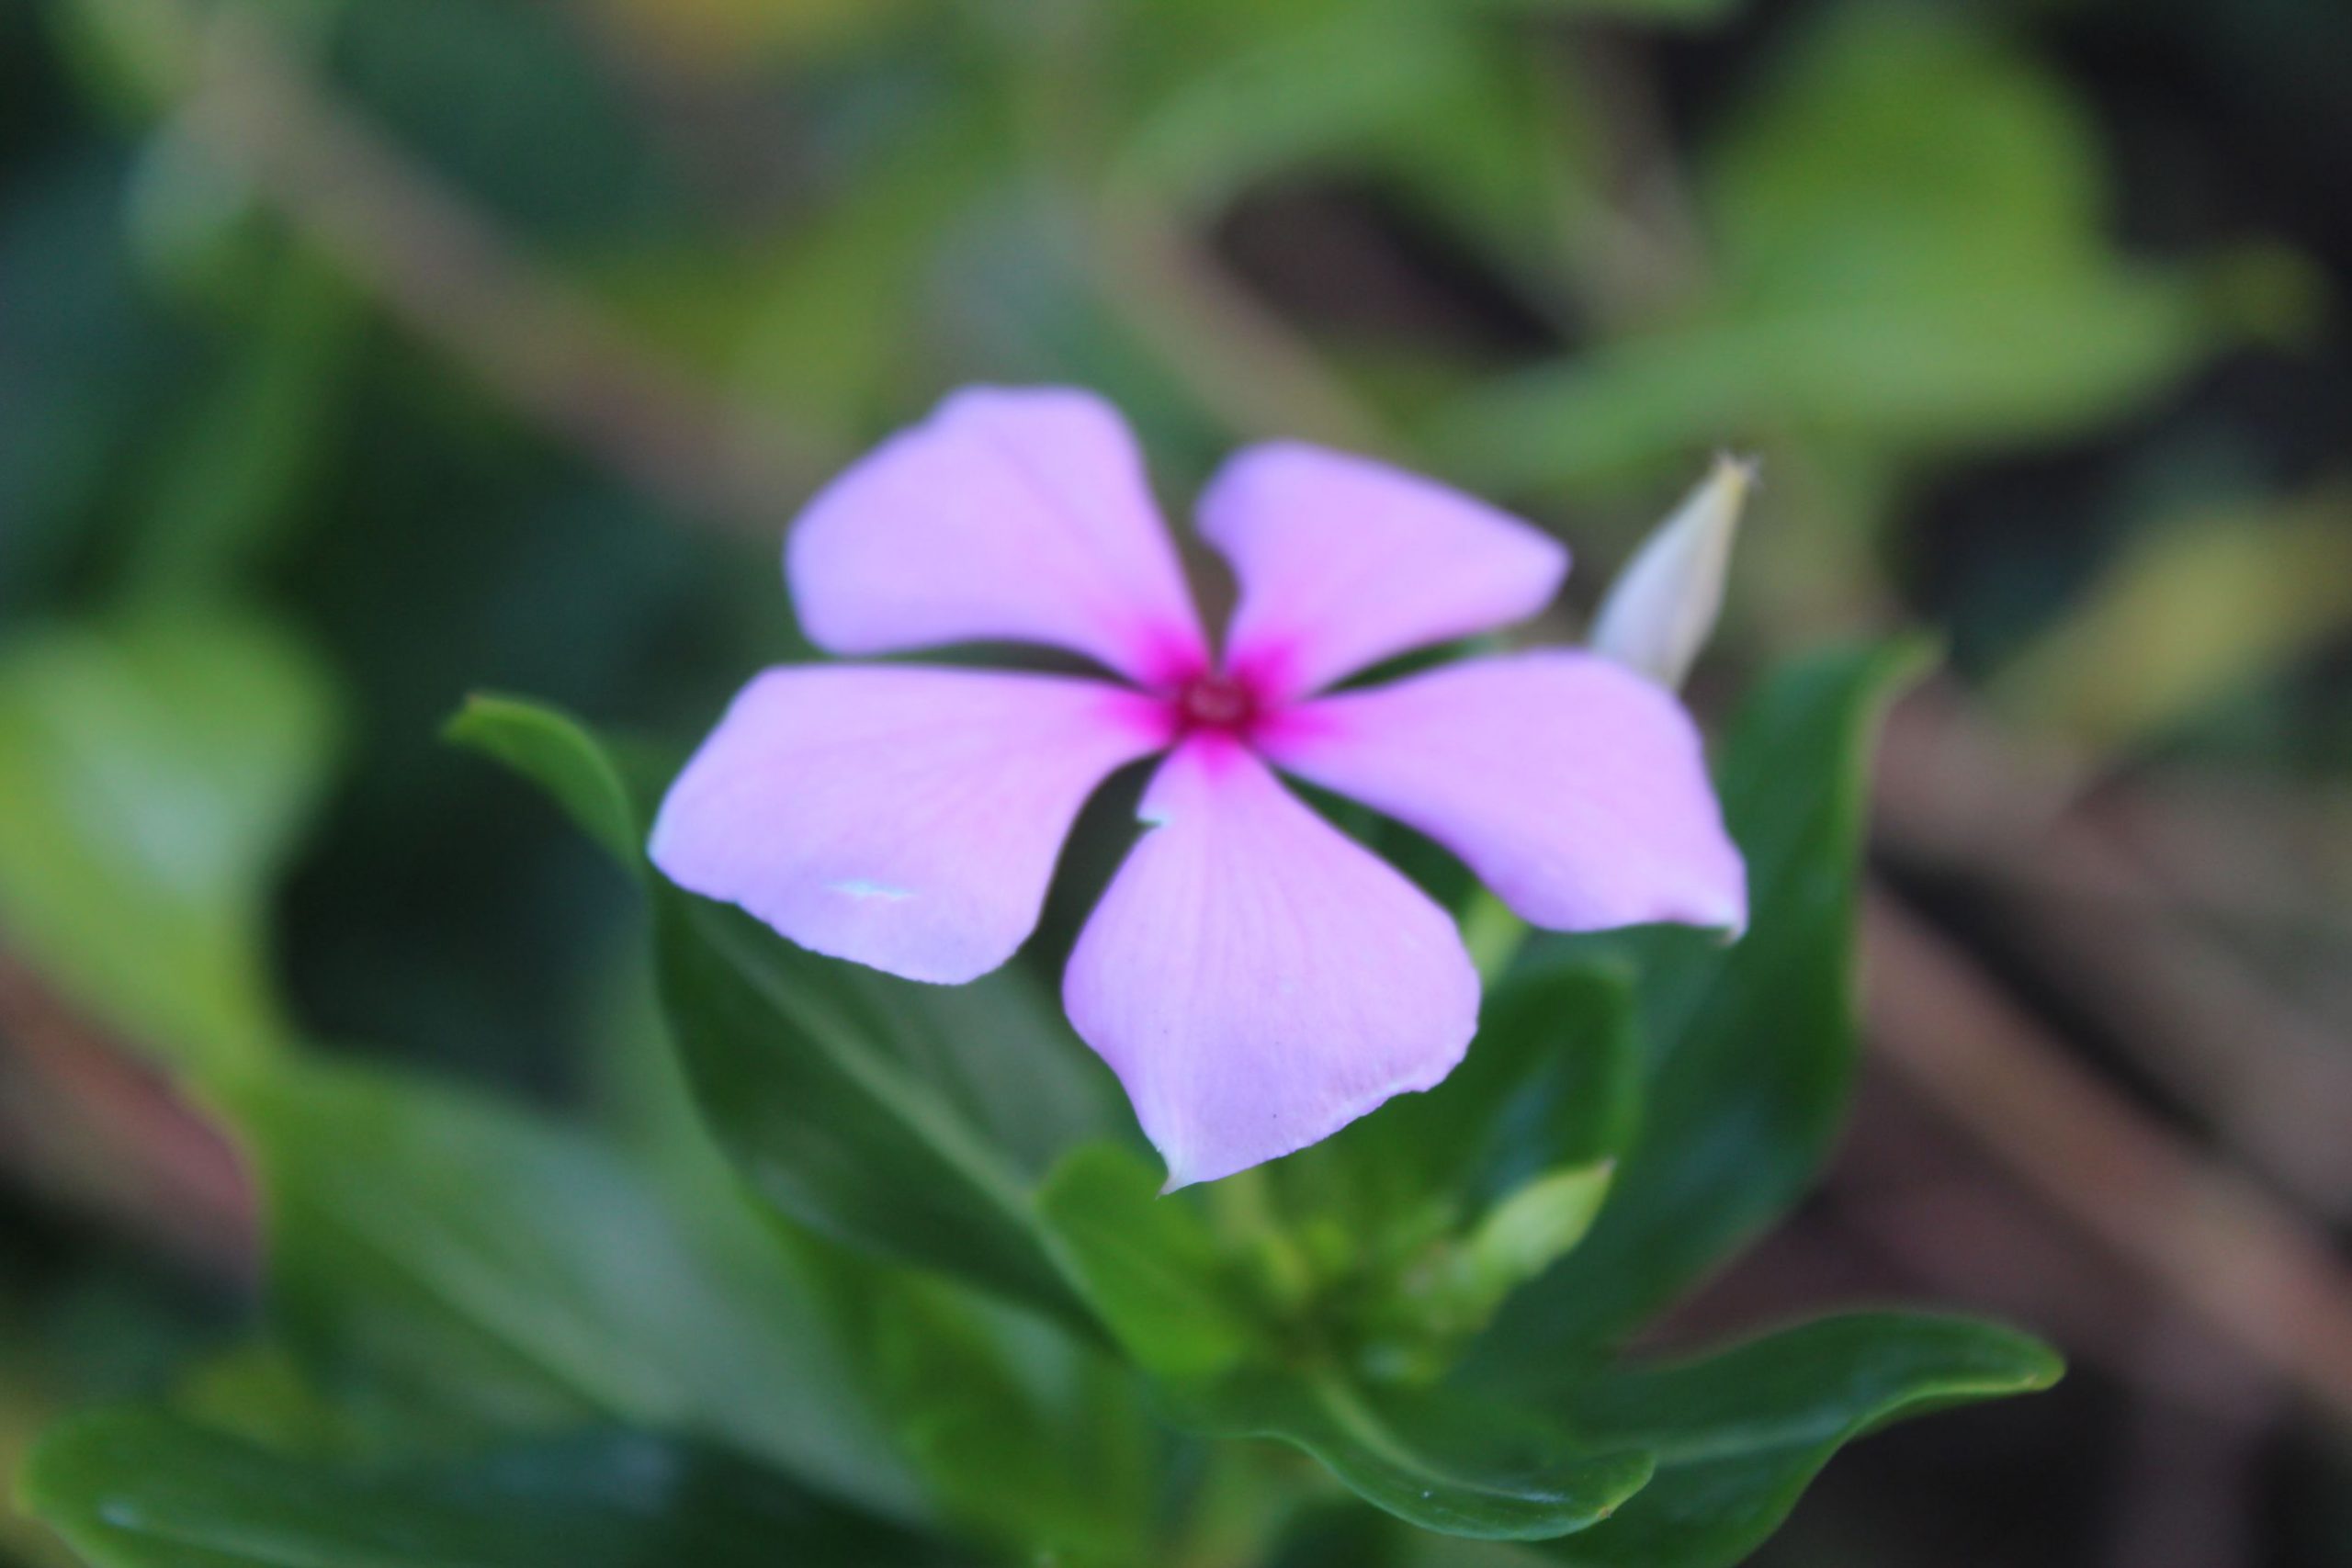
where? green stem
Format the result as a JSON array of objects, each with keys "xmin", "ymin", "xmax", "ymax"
[
  {"xmin": 1166, "ymin": 1438, "xmax": 1311, "ymax": 1568},
  {"xmin": 1207, "ymin": 1168, "xmax": 1317, "ymax": 1313},
  {"xmin": 1461, "ymin": 889, "xmax": 1531, "ymax": 984}
]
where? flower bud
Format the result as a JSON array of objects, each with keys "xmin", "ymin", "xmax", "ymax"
[{"xmin": 1590, "ymin": 455, "xmax": 1755, "ymax": 690}]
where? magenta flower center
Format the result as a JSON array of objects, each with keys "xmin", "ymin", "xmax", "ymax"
[{"xmin": 1173, "ymin": 670, "xmax": 1262, "ymax": 739}]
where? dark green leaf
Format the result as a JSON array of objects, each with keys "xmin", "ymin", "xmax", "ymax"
[
  {"xmin": 1478, "ymin": 642, "xmax": 1931, "ymax": 1370},
  {"xmin": 447, "ymin": 693, "xmax": 644, "ymax": 872},
  {"xmin": 225, "ymin": 1056, "xmax": 924, "ymax": 1521},
  {"xmin": 1198, "ymin": 1377, "xmax": 1653, "ymax": 1542},
  {"xmin": 336, "ymin": 0, "xmax": 681, "ymax": 244},
  {"xmin": 659, "ymin": 894, "xmax": 1094, "ymax": 1327},
  {"xmin": 0, "ymin": 152, "xmax": 189, "ymax": 607},
  {"xmin": 818, "ymin": 1264, "xmax": 1159, "ymax": 1562},
  {"xmin": 1315, "ymin": 963, "xmax": 1642, "ymax": 1224},
  {"xmin": 17, "ymin": 1410, "xmax": 964, "ymax": 1568},
  {"xmin": 1536, "ymin": 1314, "xmax": 2063, "ymax": 1567},
  {"xmin": 1258, "ymin": 964, "xmax": 1639, "ymax": 1366},
  {"xmin": 447, "ymin": 694, "xmax": 1113, "ymax": 1323},
  {"xmin": 1036, "ymin": 1145, "xmax": 1655, "ymax": 1540},
  {"xmin": 1038, "ymin": 1143, "xmax": 1263, "ymax": 1384},
  {"xmin": 126, "ymin": 254, "xmax": 358, "ymax": 593}
]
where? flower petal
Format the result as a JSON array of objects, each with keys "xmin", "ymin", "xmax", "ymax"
[
  {"xmin": 1064, "ymin": 738, "xmax": 1480, "ymax": 1189},
  {"xmin": 786, "ymin": 387, "xmax": 1210, "ymax": 687},
  {"xmin": 1260, "ymin": 651, "xmax": 1747, "ymax": 934},
  {"xmin": 651, "ymin": 665, "xmax": 1171, "ymax": 984},
  {"xmin": 1196, "ymin": 442, "xmax": 1568, "ymax": 703}
]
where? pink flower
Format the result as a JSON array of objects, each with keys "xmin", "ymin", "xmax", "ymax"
[{"xmin": 651, "ymin": 388, "xmax": 1745, "ymax": 1188}]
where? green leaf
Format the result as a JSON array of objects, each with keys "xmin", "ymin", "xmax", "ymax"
[
  {"xmin": 1986, "ymin": 488, "xmax": 2352, "ymax": 752},
  {"xmin": 1535, "ymin": 1314, "xmax": 2063, "ymax": 1567},
  {"xmin": 1706, "ymin": 6, "xmax": 2104, "ymax": 308},
  {"xmin": 659, "ymin": 895, "xmax": 1095, "ymax": 1328},
  {"xmin": 1036, "ymin": 1145, "xmax": 1654, "ymax": 1541},
  {"xmin": 1433, "ymin": 6, "xmax": 2241, "ymax": 491},
  {"xmin": 1038, "ymin": 1143, "xmax": 1264, "ymax": 1384},
  {"xmin": 1265, "ymin": 964, "xmax": 1640, "ymax": 1359},
  {"xmin": 17, "ymin": 1410, "xmax": 962, "ymax": 1568},
  {"xmin": 223, "ymin": 1055, "xmax": 925, "ymax": 1521},
  {"xmin": 446, "ymin": 695, "xmax": 1107, "ymax": 1328},
  {"xmin": 1449, "ymin": 1165, "xmax": 1615, "ymax": 1314},
  {"xmin": 1318, "ymin": 963, "xmax": 1642, "ymax": 1222},
  {"xmin": 446, "ymin": 693, "xmax": 644, "ymax": 872},
  {"xmin": 818, "ymin": 1265, "xmax": 1159, "ymax": 1562},
  {"xmin": 1111, "ymin": 13, "xmax": 1483, "ymax": 220},
  {"xmin": 1201, "ymin": 1377, "xmax": 1654, "ymax": 1542},
  {"xmin": 1478, "ymin": 643, "xmax": 1930, "ymax": 1370},
  {"xmin": 0, "ymin": 607, "xmax": 338, "ymax": 1076}
]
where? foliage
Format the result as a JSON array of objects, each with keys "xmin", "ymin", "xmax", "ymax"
[
  {"xmin": 10, "ymin": 647, "xmax": 2057, "ymax": 1565},
  {"xmin": 18, "ymin": 0, "xmax": 2346, "ymax": 1558}
]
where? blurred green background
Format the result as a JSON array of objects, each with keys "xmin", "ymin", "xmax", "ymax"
[{"xmin": 4, "ymin": 0, "xmax": 2350, "ymax": 1563}]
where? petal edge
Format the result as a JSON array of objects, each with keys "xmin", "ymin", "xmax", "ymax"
[
  {"xmin": 1197, "ymin": 443, "xmax": 1567, "ymax": 703},
  {"xmin": 1064, "ymin": 739, "xmax": 1481, "ymax": 1187},
  {"xmin": 789, "ymin": 387, "xmax": 1210, "ymax": 685},
  {"xmin": 651, "ymin": 665, "xmax": 1170, "ymax": 984},
  {"xmin": 1261, "ymin": 651, "xmax": 1747, "ymax": 937}
]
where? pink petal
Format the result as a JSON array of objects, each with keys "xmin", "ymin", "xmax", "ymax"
[
  {"xmin": 1064, "ymin": 738, "xmax": 1481, "ymax": 1189},
  {"xmin": 1196, "ymin": 443, "xmax": 1568, "ymax": 703},
  {"xmin": 650, "ymin": 666, "xmax": 1171, "ymax": 985},
  {"xmin": 1260, "ymin": 651, "xmax": 1747, "ymax": 934},
  {"xmin": 788, "ymin": 387, "xmax": 1210, "ymax": 686}
]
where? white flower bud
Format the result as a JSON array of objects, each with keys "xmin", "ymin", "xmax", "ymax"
[{"xmin": 1590, "ymin": 455, "xmax": 1755, "ymax": 690}]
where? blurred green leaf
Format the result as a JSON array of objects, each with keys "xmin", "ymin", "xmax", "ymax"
[
  {"xmin": 0, "ymin": 606, "xmax": 338, "ymax": 1075},
  {"xmin": 1112, "ymin": 13, "xmax": 1481, "ymax": 220},
  {"xmin": 1537, "ymin": 1314, "xmax": 2064, "ymax": 1566},
  {"xmin": 1038, "ymin": 1145, "xmax": 1655, "ymax": 1541},
  {"xmin": 126, "ymin": 253, "xmax": 360, "ymax": 593},
  {"xmin": 599, "ymin": 76, "xmax": 1011, "ymax": 438},
  {"xmin": 1438, "ymin": 280, "xmax": 2211, "ymax": 492},
  {"xmin": 225, "ymin": 1055, "xmax": 926, "ymax": 1520},
  {"xmin": 583, "ymin": 0, "xmax": 927, "ymax": 73},
  {"xmin": 334, "ymin": 0, "xmax": 680, "ymax": 243},
  {"xmin": 1498, "ymin": 0, "xmax": 1740, "ymax": 14},
  {"xmin": 1989, "ymin": 488, "xmax": 2352, "ymax": 752},
  {"xmin": 18, "ymin": 1410, "xmax": 962, "ymax": 1568},
  {"xmin": 447, "ymin": 695, "xmax": 1104, "ymax": 1329},
  {"xmin": 166, "ymin": 1345, "xmax": 358, "ymax": 1458},
  {"xmin": 1436, "ymin": 6, "xmax": 2243, "ymax": 491},
  {"xmin": 1478, "ymin": 642, "xmax": 1930, "ymax": 1369},
  {"xmin": 0, "ymin": 152, "xmax": 191, "ymax": 610},
  {"xmin": 1708, "ymin": 6, "xmax": 2103, "ymax": 307}
]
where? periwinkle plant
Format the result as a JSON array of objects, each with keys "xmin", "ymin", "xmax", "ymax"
[
  {"xmin": 654, "ymin": 387, "xmax": 1743, "ymax": 1188},
  {"xmin": 18, "ymin": 392, "xmax": 2059, "ymax": 1568}
]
